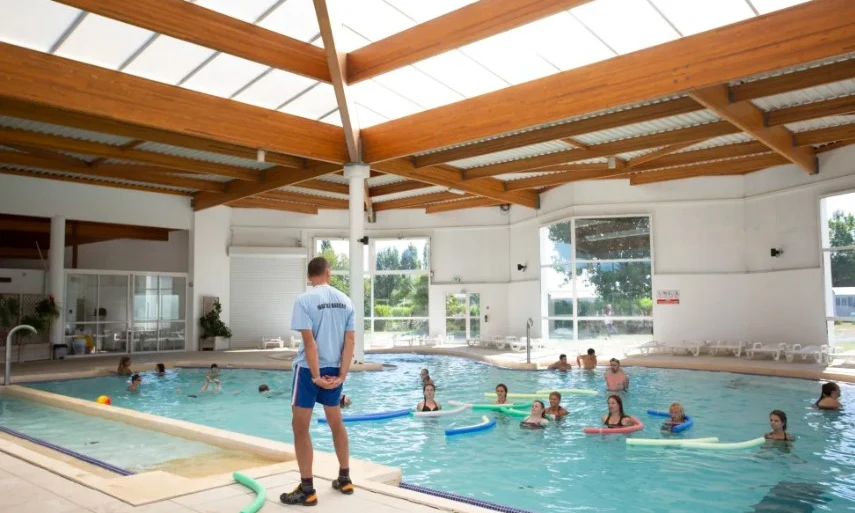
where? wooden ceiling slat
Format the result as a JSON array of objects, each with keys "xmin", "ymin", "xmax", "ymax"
[{"xmin": 424, "ymin": 197, "xmax": 504, "ymax": 214}]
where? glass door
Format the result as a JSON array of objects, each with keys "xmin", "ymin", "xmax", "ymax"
[
  {"xmin": 445, "ymin": 293, "xmax": 480, "ymax": 339},
  {"xmin": 131, "ymin": 275, "xmax": 187, "ymax": 352},
  {"xmin": 64, "ymin": 273, "xmax": 129, "ymax": 355}
]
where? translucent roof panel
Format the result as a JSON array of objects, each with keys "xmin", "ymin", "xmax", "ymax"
[
  {"xmin": 0, "ymin": 0, "xmax": 81, "ymax": 52},
  {"xmin": 194, "ymin": 0, "xmax": 281, "ymax": 23},
  {"xmin": 459, "ymin": 30, "xmax": 559, "ymax": 86},
  {"xmin": 513, "ymin": 12, "xmax": 616, "ymax": 72},
  {"xmin": 341, "ymin": 0, "xmax": 414, "ymax": 44},
  {"xmin": 571, "ymin": 0, "xmax": 680, "ymax": 54},
  {"xmin": 450, "ymin": 141, "xmax": 576, "ymax": 169},
  {"xmin": 371, "ymin": 66, "xmax": 463, "ymax": 110},
  {"xmin": 258, "ymin": 0, "xmax": 320, "ymax": 42},
  {"xmin": 279, "ymin": 83, "xmax": 338, "ymax": 121},
  {"xmin": 749, "ymin": 0, "xmax": 810, "ymax": 15},
  {"xmin": 351, "ymin": 81, "xmax": 423, "ymax": 120},
  {"xmin": 355, "ymin": 105, "xmax": 389, "ymax": 128},
  {"xmin": 649, "ymin": 0, "xmax": 754, "ymax": 36},
  {"xmin": 123, "ymin": 36, "xmax": 215, "ymax": 85},
  {"xmin": 181, "ymin": 53, "xmax": 269, "ymax": 98},
  {"xmin": 384, "ymin": 0, "xmax": 479, "ymax": 23},
  {"xmin": 414, "ymin": 51, "xmax": 508, "ymax": 98},
  {"xmin": 232, "ymin": 69, "xmax": 317, "ymax": 110},
  {"xmin": 319, "ymin": 110, "xmax": 343, "ymax": 127},
  {"xmin": 54, "ymin": 14, "xmax": 153, "ymax": 70}
]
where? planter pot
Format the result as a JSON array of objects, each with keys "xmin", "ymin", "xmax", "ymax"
[{"xmin": 199, "ymin": 336, "xmax": 230, "ymax": 351}]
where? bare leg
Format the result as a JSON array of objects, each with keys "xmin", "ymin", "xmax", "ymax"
[
  {"xmin": 291, "ymin": 406, "xmax": 314, "ymax": 479},
  {"xmin": 322, "ymin": 404, "xmax": 350, "ymax": 470}
]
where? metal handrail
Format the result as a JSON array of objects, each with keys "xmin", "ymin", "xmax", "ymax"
[
  {"xmin": 4, "ymin": 325, "xmax": 36, "ymax": 386},
  {"xmin": 526, "ymin": 318, "xmax": 534, "ymax": 364}
]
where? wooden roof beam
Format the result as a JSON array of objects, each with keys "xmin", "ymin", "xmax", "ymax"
[
  {"xmin": 730, "ymin": 59, "xmax": 855, "ymax": 102},
  {"xmin": 766, "ymin": 95, "xmax": 855, "ymax": 126},
  {"xmin": 370, "ymin": 180, "xmax": 433, "ymax": 197},
  {"xmin": 258, "ymin": 190, "xmax": 348, "ymax": 210},
  {"xmin": 630, "ymin": 153, "xmax": 789, "ymax": 185},
  {"xmin": 53, "ymin": 0, "xmax": 330, "ymax": 82},
  {"xmin": 794, "ymin": 124, "xmax": 855, "ymax": 146},
  {"xmin": 690, "ymin": 85, "xmax": 817, "ymax": 173},
  {"xmin": 425, "ymin": 198, "xmax": 504, "ymax": 214},
  {"xmin": 504, "ymin": 168, "xmax": 630, "ymax": 191},
  {"xmin": 291, "ymin": 179, "xmax": 349, "ymax": 195},
  {"xmin": 0, "ymin": 217, "xmax": 171, "ymax": 241},
  {"xmin": 0, "ymin": 168, "xmax": 190, "ymax": 197},
  {"xmin": 373, "ymin": 192, "xmax": 464, "ymax": 211},
  {"xmin": 230, "ymin": 198, "xmax": 319, "ymax": 215},
  {"xmin": 347, "ymin": 0, "xmax": 593, "ymax": 84},
  {"xmin": 193, "ymin": 162, "xmax": 343, "ymax": 211},
  {"xmin": 362, "ymin": 0, "xmax": 855, "ymax": 163},
  {"xmin": 0, "ymin": 43, "xmax": 347, "ymax": 163}
]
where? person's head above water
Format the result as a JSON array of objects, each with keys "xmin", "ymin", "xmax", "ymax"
[
  {"xmin": 548, "ymin": 391, "xmax": 562, "ymax": 408},
  {"xmin": 307, "ymin": 256, "xmax": 331, "ymax": 286},
  {"xmin": 669, "ymin": 402, "xmax": 685, "ymax": 422},
  {"xmin": 558, "ymin": 354, "xmax": 567, "ymax": 362},
  {"xmin": 155, "ymin": 363, "xmax": 165, "ymax": 373},
  {"xmin": 258, "ymin": 384, "xmax": 270, "ymax": 393},
  {"xmin": 607, "ymin": 394, "xmax": 625, "ymax": 416},
  {"xmin": 769, "ymin": 410, "xmax": 788, "ymax": 432},
  {"xmin": 587, "ymin": 348, "xmax": 595, "ymax": 355},
  {"xmin": 820, "ymin": 382, "xmax": 841, "ymax": 399},
  {"xmin": 131, "ymin": 374, "xmax": 141, "ymax": 384},
  {"xmin": 609, "ymin": 358, "xmax": 621, "ymax": 372},
  {"xmin": 531, "ymin": 400, "xmax": 546, "ymax": 418},
  {"xmin": 423, "ymin": 383, "xmax": 436, "ymax": 400}
]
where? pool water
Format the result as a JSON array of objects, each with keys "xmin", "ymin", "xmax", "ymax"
[
  {"xmin": 0, "ymin": 396, "xmax": 222, "ymax": 473},
  {"xmin": 28, "ymin": 356, "xmax": 855, "ymax": 513}
]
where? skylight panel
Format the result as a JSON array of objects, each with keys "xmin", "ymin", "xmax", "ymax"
[
  {"xmin": 232, "ymin": 69, "xmax": 317, "ymax": 110},
  {"xmin": 55, "ymin": 14, "xmax": 153, "ymax": 70},
  {"xmin": 351, "ymin": 81, "xmax": 423, "ymax": 120},
  {"xmin": 279, "ymin": 82, "xmax": 338, "ymax": 120},
  {"xmin": 414, "ymin": 50, "xmax": 508, "ymax": 98},
  {"xmin": 340, "ymin": 0, "xmax": 415, "ymax": 44},
  {"xmin": 0, "ymin": 0, "xmax": 81, "ymax": 52},
  {"xmin": 514, "ymin": 12, "xmax": 616, "ymax": 71},
  {"xmin": 572, "ymin": 0, "xmax": 680, "ymax": 54},
  {"xmin": 459, "ymin": 30, "xmax": 559, "ymax": 85},
  {"xmin": 354, "ymin": 105, "xmax": 389, "ymax": 128},
  {"xmin": 371, "ymin": 66, "xmax": 464, "ymax": 110},
  {"xmin": 329, "ymin": 25, "xmax": 371, "ymax": 53},
  {"xmin": 194, "ymin": 0, "xmax": 280, "ymax": 23},
  {"xmin": 383, "ymin": 0, "xmax": 479, "ymax": 23},
  {"xmin": 123, "ymin": 36, "xmax": 215, "ymax": 84},
  {"xmin": 319, "ymin": 110, "xmax": 343, "ymax": 127},
  {"xmin": 748, "ymin": 0, "xmax": 810, "ymax": 15},
  {"xmin": 258, "ymin": 0, "xmax": 321, "ymax": 42},
  {"xmin": 650, "ymin": 0, "xmax": 754, "ymax": 36},
  {"xmin": 181, "ymin": 53, "xmax": 269, "ymax": 98}
]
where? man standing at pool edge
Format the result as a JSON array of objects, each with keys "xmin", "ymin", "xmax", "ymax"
[{"xmin": 281, "ymin": 256, "xmax": 355, "ymax": 507}]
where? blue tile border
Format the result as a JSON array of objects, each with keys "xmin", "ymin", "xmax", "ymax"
[
  {"xmin": 0, "ymin": 424, "xmax": 135, "ymax": 476},
  {"xmin": 399, "ymin": 481, "xmax": 537, "ymax": 513}
]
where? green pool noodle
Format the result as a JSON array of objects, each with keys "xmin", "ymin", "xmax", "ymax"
[{"xmin": 233, "ymin": 472, "xmax": 266, "ymax": 513}]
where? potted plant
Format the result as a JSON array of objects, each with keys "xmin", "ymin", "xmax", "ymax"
[
  {"xmin": 1, "ymin": 295, "xmax": 59, "ymax": 360},
  {"xmin": 199, "ymin": 299, "xmax": 231, "ymax": 351}
]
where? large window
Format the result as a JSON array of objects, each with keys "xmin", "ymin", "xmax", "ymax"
[
  {"xmin": 821, "ymin": 192, "xmax": 855, "ymax": 347},
  {"xmin": 540, "ymin": 216, "xmax": 653, "ymax": 344},
  {"xmin": 446, "ymin": 293, "xmax": 480, "ymax": 340},
  {"xmin": 314, "ymin": 237, "xmax": 430, "ymax": 345}
]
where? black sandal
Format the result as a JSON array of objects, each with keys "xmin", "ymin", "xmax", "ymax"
[
  {"xmin": 332, "ymin": 477, "xmax": 355, "ymax": 495},
  {"xmin": 280, "ymin": 484, "xmax": 318, "ymax": 506}
]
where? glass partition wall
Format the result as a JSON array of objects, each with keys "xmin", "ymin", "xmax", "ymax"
[{"xmin": 64, "ymin": 271, "xmax": 187, "ymax": 356}]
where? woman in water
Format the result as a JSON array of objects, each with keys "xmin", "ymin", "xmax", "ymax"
[
  {"xmin": 545, "ymin": 392, "xmax": 568, "ymax": 419},
  {"xmin": 660, "ymin": 402, "xmax": 687, "ymax": 432},
  {"xmin": 494, "ymin": 383, "xmax": 510, "ymax": 405},
  {"xmin": 416, "ymin": 383, "xmax": 441, "ymax": 412},
  {"xmin": 154, "ymin": 363, "xmax": 166, "ymax": 376},
  {"xmin": 765, "ymin": 410, "xmax": 795, "ymax": 441},
  {"xmin": 116, "ymin": 356, "xmax": 132, "ymax": 376},
  {"xmin": 127, "ymin": 374, "xmax": 141, "ymax": 392},
  {"xmin": 601, "ymin": 394, "xmax": 637, "ymax": 428},
  {"xmin": 816, "ymin": 382, "xmax": 841, "ymax": 410},
  {"xmin": 521, "ymin": 400, "xmax": 549, "ymax": 428}
]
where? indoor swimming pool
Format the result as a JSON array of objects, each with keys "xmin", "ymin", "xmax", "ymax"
[{"xmin": 25, "ymin": 355, "xmax": 855, "ymax": 513}]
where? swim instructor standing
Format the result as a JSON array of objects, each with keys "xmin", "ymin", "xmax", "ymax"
[{"xmin": 281, "ymin": 256, "xmax": 355, "ymax": 507}]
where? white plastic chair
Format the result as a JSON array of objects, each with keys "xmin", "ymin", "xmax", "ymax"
[
  {"xmin": 744, "ymin": 342, "xmax": 788, "ymax": 361},
  {"xmin": 261, "ymin": 337, "xmax": 284, "ymax": 349},
  {"xmin": 785, "ymin": 344, "xmax": 827, "ymax": 363},
  {"xmin": 709, "ymin": 340, "xmax": 745, "ymax": 357}
]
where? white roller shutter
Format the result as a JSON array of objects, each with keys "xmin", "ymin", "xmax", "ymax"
[{"xmin": 229, "ymin": 254, "xmax": 306, "ymax": 349}]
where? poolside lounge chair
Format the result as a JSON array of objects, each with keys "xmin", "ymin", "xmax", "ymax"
[
  {"xmin": 632, "ymin": 340, "xmax": 667, "ymax": 355},
  {"xmin": 744, "ymin": 342, "xmax": 788, "ymax": 360},
  {"xmin": 709, "ymin": 340, "xmax": 745, "ymax": 357},
  {"xmin": 261, "ymin": 337, "xmax": 284, "ymax": 349},
  {"xmin": 825, "ymin": 346, "xmax": 855, "ymax": 365},
  {"xmin": 784, "ymin": 344, "xmax": 827, "ymax": 364},
  {"xmin": 667, "ymin": 340, "xmax": 707, "ymax": 357}
]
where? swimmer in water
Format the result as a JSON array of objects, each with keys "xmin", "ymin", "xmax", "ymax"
[
  {"xmin": 815, "ymin": 382, "xmax": 841, "ymax": 410},
  {"xmin": 545, "ymin": 392, "xmax": 568, "ymax": 419},
  {"xmin": 521, "ymin": 400, "xmax": 549, "ymax": 428},
  {"xmin": 416, "ymin": 383, "xmax": 441, "ymax": 412},
  {"xmin": 660, "ymin": 402, "xmax": 687, "ymax": 432},
  {"xmin": 494, "ymin": 383, "xmax": 510, "ymax": 405},
  {"xmin": 127, "ymin": 374, "xmax": 141, "ymax": 392},
  {"xmin": 764, "ymin": 410, "xmax": 795, "ymax": 441},
  {"xmin": 601, "ymin": 395, "xmax": 636, "ymax": 428}
]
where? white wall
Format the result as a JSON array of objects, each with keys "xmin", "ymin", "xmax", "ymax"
[
  {"xmin": 188, "ymin": 206, "xmax": 232, "ymax": 349},
  {"xmin": 0, "ymin": 268, "xmax": 44, "ymax": 294},
  {"xmin": 66, "ymin": 231, "xmax": 189, "ymax": 273}
]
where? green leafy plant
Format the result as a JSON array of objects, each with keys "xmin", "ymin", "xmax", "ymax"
[
  {"xmin": 199, "ymin": 299, "xmax": 232, "ymax": 339},
  {"xmin": 0, "ymin": 296, "xmax": 21, "ymax": 330}
]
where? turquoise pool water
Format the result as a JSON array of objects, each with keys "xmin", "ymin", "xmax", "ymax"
[
  {"xmin": 0, "ymin": 396, "xmax": 221, "ymax": 472},
  {"xmin": 28, "ymin": 355, "xmax": 855, "ymax": 513}
]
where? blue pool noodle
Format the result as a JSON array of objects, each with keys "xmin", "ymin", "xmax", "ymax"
[
  {"xmin": 647, "ymin": 409, "xmax": 694, "ymax": 433},
  {"xmin": 445, "ymin": 416, "xmax": 497, "ymax": 436},
  {"xmin": 318, "ymin": 407, "xmax": 413, "ymax": 423}
]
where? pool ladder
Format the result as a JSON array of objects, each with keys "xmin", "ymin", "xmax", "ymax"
[{"xmin": 3, "ymin": 325, "xmax": 36, "ymax": 386}]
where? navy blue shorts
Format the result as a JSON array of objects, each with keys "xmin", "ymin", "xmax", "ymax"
[{"xmin": 291, "ymin": 366, "xmax": 342, "ymax": 408}]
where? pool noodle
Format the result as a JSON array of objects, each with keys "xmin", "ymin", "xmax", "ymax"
[
  {"xmin": 498, "ymin": 408, "xmax": 530, "ymax": 418},
  {"xmin": 318, "ymin": 407, "xmax": 412, "ymax": 423},
  {"xmin": 449, "ymin": 400, "xmax": 532, "ymax": 411},
  {"xmin": 583, "ymin": 416, "xmax": 645, "ymax": 435},
  {"xmin": 647, "ymin": 409, "xmax": 694, "ymax": 433},
  {"xmin": 445, "ymin": 415, "xmax": 497, "ymax": 436},
  {"xmin": 483, "ymin": 393, "xmax": 548, "ymax": 399},
  {"xmin": 678, "ymin": 437, "xmax": 766, "ymax": 450},
  {"xmin": 233, "ymin": 472, "xmax": 266, "ymax": 513},
  {"xmin": 411, "ymin": 404, "xmax": 470, "ymax": 417},
  {"xmin": 627, "ymin": 437, "xmax": 719, "ymax": 446}
]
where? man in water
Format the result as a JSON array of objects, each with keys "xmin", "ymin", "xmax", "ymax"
[
  {"xmin": 576, "ymin": 348, "xmax": 597, "ymax": 370},
  {"xmin": 605, "ymin": 358, "xmax": 629, "ymax": 391},
  {"xmin": 281, "ymin": 256, "xmax": 355, "ymax": 507},
  {"xmin": 547, "ymin": 354, "xmax": 573, "ymax": 371}
]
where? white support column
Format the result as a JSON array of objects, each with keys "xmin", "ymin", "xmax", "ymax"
[
  {"xmin": 49, "ymin": 216, "xmax": 65, "ymax": 346},
  {"xmin": 344, "ymin": 163, "xmax": 369, "ymax": 363}
]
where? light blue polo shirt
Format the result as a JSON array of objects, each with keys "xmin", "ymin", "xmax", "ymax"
[{"xmin": 290, "ymin": 284, "xmax": 354, "ymax": 369}]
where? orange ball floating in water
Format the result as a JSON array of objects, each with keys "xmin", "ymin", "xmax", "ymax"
[{"xmin": 96, "ymin": 395, "xmax": 111, "ymax": 405}]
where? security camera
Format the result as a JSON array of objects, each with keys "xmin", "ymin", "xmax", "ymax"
[{"xmin": 358, "ymin": 236, "xmax": 369, "ymax": 245}]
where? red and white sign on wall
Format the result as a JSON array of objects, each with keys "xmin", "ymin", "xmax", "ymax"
[{"xmin": 656, "ymin": 290, "xmax": 680, "ymax": 305}]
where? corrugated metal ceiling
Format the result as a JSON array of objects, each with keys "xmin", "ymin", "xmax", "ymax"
[
  {"xmin": 0, "ymin": 164, "xmax": 194, "ymax": 192},
  {"xmin": 0, "ymin": 116, "xmax": 134, "ymax": 146},
  {"xmin": 449, "ymin": 140, "xmax": 575, "ymax": 169}
]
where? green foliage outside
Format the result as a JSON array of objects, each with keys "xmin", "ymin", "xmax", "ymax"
[{"xmin": 829, "ymin": 210, "xmax": 855, "ymax": 287}]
